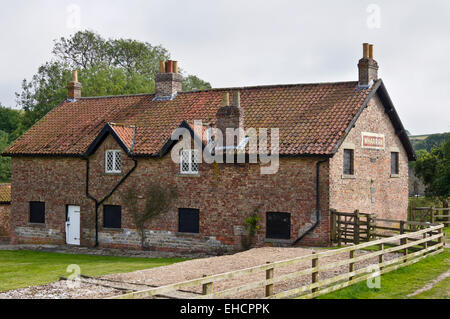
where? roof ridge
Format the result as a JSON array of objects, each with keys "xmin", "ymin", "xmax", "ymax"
[{"xmin": 76, "ymin": 80, "xmax": 361, "ymax": 100}]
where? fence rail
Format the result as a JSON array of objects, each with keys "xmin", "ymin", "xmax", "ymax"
[
  {"xmin": 109, "ymin": 223, "xmax": 444, "ymax": 300},
  {"xmin": 410, "ymin": 207, "xmax": 450, "ymax": 226}
]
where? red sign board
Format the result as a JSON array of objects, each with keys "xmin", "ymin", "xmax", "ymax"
[{"xmin": 361, "ymin": 132, "xmax": 385, "ymax": 150}]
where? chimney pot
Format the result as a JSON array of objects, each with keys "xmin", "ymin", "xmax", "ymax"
[
  {"xmin": 72, "ymin": 70, "xmax": 78, "ymax": 82},
  {"xmin": 166, "ymin": 60, "xmax": 173, "ymax": 73},
  {"xmin": 159, "ymin": 61, "xmax": 165, "ymax": 73},
  {"xmin": 363, "ymin": 43, "xmax": 369, "ymax": 58},
  {"xmin": 222, "ymin": 92, "xmax": 230, "ymax": 107},
  {"xmin": 233, "ymin": 91, "xmax": 240, "ymax": 107},
  {"xmin": 369, "ymin": 44, "xmax": 374, "ymax": 59},
  {"xmin": 173, "ymin": 61, "xmax": 178, "ymax": 74}
]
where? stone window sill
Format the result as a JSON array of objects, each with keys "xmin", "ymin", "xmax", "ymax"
[
  {"xmin": 390, "ymin": 174, "xmax": 400, "ymax": 178},
  {"xmin": 176, "ymin": 232, "xmax": 201, "ymax": 237},
  {"xmin": 265, "ymin": 238, "xmax": 291, "ymax": 244},
  {"xmin": 28, "ymin": 223, "xmax": 46, "ymax": 228},
  {"xmin": 342, "ymin": 174, "xmax": 356, "ymax": 179},
  {"xmin": 100, "ymin": 228, "xmax": 123, "ymax": 232}
]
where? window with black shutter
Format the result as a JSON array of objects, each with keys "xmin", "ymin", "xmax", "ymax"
[
  {"xmin": 178, "ymin": 208, "xmax": 200, "ymax": 234},
  {"xmin": 266, "ymin": 212, "xmax": 291, "ymax": 240},
  {"xmin": 30, "ymin": 202, "xmax": 45, "ymax": 224},
  {"xmin": 103, "ymin": 205, "xmax": 122, "ymax": 229},
  {"xmin": 343, "ymin": 149, "xmax": 354, "ymax": 175},
  {"xmin": 391, "ymin": 152, "xmax": 399, "ymax": 175}
]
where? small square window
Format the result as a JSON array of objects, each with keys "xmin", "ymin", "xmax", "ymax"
[
  {"xmin": 266, "ymin": 212, "xmax": 291, "ymax": 240},
  {"xmin": 343, "ymin": 149, "xmax": 354, "ymax": 175},
  {"xmin": 179, "ymin": 208, "xmax": 200, "ymax": 233},
  {"xmin": 391, "ymin": 152, "xmax": 399, "ymax": 175},
  {"xmin": 180, "ymin": 150, "xmax": 199, "ymax": 175},
  {"xmin": 30, "ymin": 202, "xmax": 45, "ymax": 224},
  {"xmin": 103, "ymin": 205, "xmax": 122, "ymax": 229},
  {"xmin": 105, "ymin": 150, "xmax": 122, "ymax": 174}
]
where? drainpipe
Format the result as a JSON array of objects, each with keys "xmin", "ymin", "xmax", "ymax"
[
  {"xmin": 292, "ymin": 158, "xmax": 328, "ymax": 246},
  {"xmin": 85, "ymin": 157, "xmax": 138, "ymax": 247}
]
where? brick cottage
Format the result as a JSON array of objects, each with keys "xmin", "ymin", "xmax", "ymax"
[
  {"xmin": 0, "ymin": 184, "xmax": 11, "ymax": 241},
  {"xmin": 3, "ymin": 43, "xmax": 415, "ymax": 252}
]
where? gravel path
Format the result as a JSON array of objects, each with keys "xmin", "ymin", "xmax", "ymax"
[
  {"xmin": 102, "ymin": 247, "xmax": 401, "ymax": 299},
  {"xmin": 0, "ymin": 247, "xmax": 402, "ymax": 299}
]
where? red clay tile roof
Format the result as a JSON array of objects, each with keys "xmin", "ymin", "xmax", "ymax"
[
  {"xmin": 109, "ymin": 124, "xmax": 136, "ymax": 151},
  {"xmin": 0, "ymin": 184, "xmax": 11, "ymax": 204},
  {"xmin": 4, "ymin": 81, "xmax": 377, "ymax": 157}
]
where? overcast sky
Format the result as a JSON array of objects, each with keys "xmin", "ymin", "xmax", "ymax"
[{"xmin": 0, "ymin": 0, "xmax": 449, "ymax": 135}]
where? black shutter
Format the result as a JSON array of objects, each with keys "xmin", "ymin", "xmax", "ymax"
[
  {"xmin": 391, "ymin": 152, "xmax": 399, "ymax": 175},
  {"xmin": 179, "ymin": 208, "xmax": 200, "ymax": 233},
  {"xmin": 104, "ymin": 205, "xmax": 122, "ymax": 229},
  {"xmin": 30, "ymin": 202, "xmax": 45, "ymax": 224},
  {"xmin": 343, "ymin": 149, "xmax": 354, "ymax": 175},
  {"xmin": 266, "ymin": 212, "xmax": 291, "ymax": 240}
]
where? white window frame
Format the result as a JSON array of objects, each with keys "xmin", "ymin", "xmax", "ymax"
[
  {"xmin": 180, "ymin": 149, "xmax": 199, "ymax": 175},
  {"xmin": 105, "ymin": 150, "xmax": 122, "ymax": 174}
]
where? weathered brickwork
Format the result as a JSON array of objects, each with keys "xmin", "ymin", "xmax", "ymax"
[
  {"xmin": 11, "ymin": 133, "xmax": 331, "ymax": 250},
  {"xmin": 329, "ymin": 94, "xmax": 409, "ymax": 220},
  {"xmin": 10, "ymin": 93, "xmax": 408, "ymax": 251},
  {"xmin": 0, "ymin": 204, "xmax": 10, "ymax": 239}
]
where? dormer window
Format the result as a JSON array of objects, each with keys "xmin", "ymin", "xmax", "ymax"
[
  {"xmin": 180, "ymin": 149, "xmax": 199, "ymax": 175},
  {"xmin": 105, "ymin": 150, "xmax": 122, "ymax": 174}
]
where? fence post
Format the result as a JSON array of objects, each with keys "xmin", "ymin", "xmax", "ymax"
[
  {"xmin": 430, "ymin": 208, "xmax": 435, "ymax": 224},
  {"xmin": 337, "ymin": 214, "xmax": 342, "ymax": 247},
  {"xmin": 423, "ymin": 232, "xmax": 428, "ymax": 249},
  {"xmin": 403, "ymin": 238, "xmax": 409, "ymax": 263},
  {"xmin": 379, "ymin": 243, "xmax": 384, "ymax": 271},
  {"xmin": 354, "ymin": 210, "xmax": 360, "ymax": 245},
  {"xmin": 400, "ymin": 221, "xmax": 405, "ymax": 235},
  {"xmin": 330, "ymin": 209, "xmax": 337, "ymax": 243},
  {"xmin": 202, "ymin": 275, "xmax": 213, "ymax": 296},
  {"xmin": 265, "ymin": 262, "xmax": 274, "ymax": 297},
  {"xmin": 349, "ymin": 249, "xmax": 355, "ymax": 280},
  {"xmin": 438, "ymin": 227, "xmax": 444, "ymax": 247},
  {"xmin": 312, "ymin": 252, "xmax": 319, "ymax": 293}
]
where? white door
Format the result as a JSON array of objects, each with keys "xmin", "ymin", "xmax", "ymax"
[{"xmin": 66, "ymin": 206, "xmax": 80, "ymax": 246}]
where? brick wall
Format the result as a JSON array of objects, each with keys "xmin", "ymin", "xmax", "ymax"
[
  {"xmin": 329, "ymin": 94, "xmax": 409, "ymax": 220},
  {"xmin": 0, "ymin": 204, "xmax": 10, "ymax": 240},
  {"xmin": 9, "ymin": 93, "xmax": 409, "ymax": 251},
  {"xmin": 10, "ymin": 133, "xmax": 331, "ymax": 251}
]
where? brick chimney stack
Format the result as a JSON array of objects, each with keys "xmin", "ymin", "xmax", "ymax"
[
  {"xmin": 67, "ymin": 70, "xmax": 82, "ymax": 100},
  {"xmin": 216, "ymin": 91, "xmax": 245, "ymax": 147},
  {"xmin": 358, "ymin": 43, "xmax": 379, "ymax": 87},
  {"xmin": 154, "ymin": 60, "xmax": 183, "ymax": 101}
]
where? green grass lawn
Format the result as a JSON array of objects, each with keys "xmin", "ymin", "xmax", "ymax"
[
  {"xmin": 0, "ymin": 250, "xmax": 186, "ymax": 292},
  {"xmin": 318, "ymin": 248, "xmax": 449, "ymax": 299}
]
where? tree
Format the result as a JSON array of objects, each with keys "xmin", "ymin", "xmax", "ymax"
[
  {"xmin": 414, "ymin": 139, "xmax": 450, "ymax": 207},
  {"xmin": 0, "ymin": 104, "xmax": 21, "ymax": 135},
  {"xmin": 183, "ymin": 75, "xmax": 212, "ymax": 92},
  {"xmin": 16, "ymin": 30, "xmax": 211, "ymax": 131},
  {"xmin": 122, "ymin": 184, "xmax": 178, "ymax": 250},
  {"xmin": 0, "ymin": 130, "xmax": 11, "ymax": 182}
]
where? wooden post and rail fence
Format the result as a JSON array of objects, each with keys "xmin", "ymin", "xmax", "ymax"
[
  {"xmin": 109, "ymin": 216, "xmax": 445, "ymax": 300},
  {"xmin": 409, "ymin": 207, "xmax": 450, "ymax": 226}
]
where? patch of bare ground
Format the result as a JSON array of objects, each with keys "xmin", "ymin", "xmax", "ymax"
[{"xmin": 406, "ymin": 270, "xmax": 450, "ymax": 298}]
